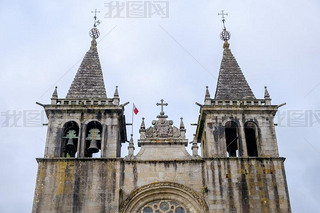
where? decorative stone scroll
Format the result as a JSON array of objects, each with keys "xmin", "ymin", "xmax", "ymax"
[
  {"xmin": 140, "ymin": 100, "xmax": 185, "ymax": 140},
  {"xmin": 145, "ymin": 118, "xmax": 181, "ymax": 138}
]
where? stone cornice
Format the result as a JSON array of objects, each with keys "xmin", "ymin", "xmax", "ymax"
[
  {"xmin": 137, "ymin": 139, "xmax": 188, "ymax": 147},
  {"xmin": 36, "ymin": 157, "xmax": 285, "ymax": 163}
]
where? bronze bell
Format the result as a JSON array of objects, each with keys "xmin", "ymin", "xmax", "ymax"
[
  {"xmin": 87, "ymin": 139, "xmax": 99, "ymax": 153},
  {"xmin": 66, "ymin": 138, "xmax": 75, "ymax": 149},
  {"xmin": 86, "ymin": 128, "xmax": 101, "ymax": 153}
]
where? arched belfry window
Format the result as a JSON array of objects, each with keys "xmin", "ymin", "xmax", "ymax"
[
  {"xmin": 245, "ymin": 122, "xmax": 259, "ymax": 157},
  {"xmin": 85, "ymin": 121, "xmax": 102, "ymax": 157},
  {"xmin": 225, "ymin": 121, "xmax": 239, "ymax": 157},
  {"xmin": 62, "ymin": 121, "xmax": 79, "ymax": 157}
]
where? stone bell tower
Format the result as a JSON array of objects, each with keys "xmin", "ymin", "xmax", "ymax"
[
  {"xmin": 32, "ymin": 15, "xmax": 127, "ymax": 212},
  {"xmin": 41, "ymin": 36, "xmax": 126, "ymax": 159},
  {"xmin": 194, "ymin": 12, "xmax": 291, "ymax": 212}
]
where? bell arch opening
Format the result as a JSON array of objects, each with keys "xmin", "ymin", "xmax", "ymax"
[
  {"xmin": 120, "ymin": 182, "xmax": 208, "ymax": 213},
  {"xmin": 62, "ymin": 121, "xmax": 79, "ymax": 157},
  {"xmin": 85, "ymin": 121, "xmax": 102, "ymax": 157},
  {"xmin": 225, "ymin": 121, "xmax": 239, "ymax": 157},
  {"xmin": 244, "ymin": 122, "xmax": 259, "ymax": 157}
]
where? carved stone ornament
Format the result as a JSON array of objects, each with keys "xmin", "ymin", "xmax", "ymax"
[{"xmin": 145, "ymin": 118, "xmax": 181, "ymax": 138}]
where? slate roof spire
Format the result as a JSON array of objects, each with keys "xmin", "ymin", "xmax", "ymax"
[
  {"xmin": 66, "ymin": 10, "xmax": 107, "ymax": 99},
  {"xmin": 214, "ymin": 11, "xmax": 255, "ymax": 100}
]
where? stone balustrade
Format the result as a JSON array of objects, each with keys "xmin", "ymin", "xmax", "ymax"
[
  {"xmin": 51, "ymin": 98, "xmax": 117, "ymax": 106},
  {"xmin": 207, "ymin": 99, "xmax": 267, "ymax": 106}
]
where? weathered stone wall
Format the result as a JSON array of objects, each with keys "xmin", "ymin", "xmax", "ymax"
[
  {"xmin": 33, "ymin": 159, "xmax": 122, "ymax": 213},
  {"xmin": 33, "ymin": 158, "xmax": 290, "ymax": 213},
  {"xmin": 120, "ymin": 160, "xmax": 205, "ymax": 197},
  {"xmin": 204, "ymin": 158, "xmax": 291, "ymax": 213}
]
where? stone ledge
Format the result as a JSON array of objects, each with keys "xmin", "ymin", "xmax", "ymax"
[
  {"xmin": 138, "ymin": 140, "xmax": 188, "ymax": 146},
  {"xmin": 36, "ymin": 157, "xmax": 285, "ymax": 163},
  {"xmin": 202, "ymin": 157, "xmax": 286, "ymax": 161},
  {"xmin": 36, "ymin": 157, "xmax": 122, "ymax": 162}
]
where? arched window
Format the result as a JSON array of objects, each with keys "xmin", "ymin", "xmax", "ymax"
[
  {"xmin": 225, "ymin": 121, "xmax": 239, "ymax": 157},
  {"xmin": 140, "ymin": 200, "xmax": 187, "ymax": 213},
  {"xmin": 245, "ymin": 122, "xmax": 258, "ymax": 157},
  {"xmin": 85, "ymin": 121, "xmax": 102, "ymax": 157},
  {"xmin": 120, "ymin": 182, "xmax": 208, "ymax": 213},
  {"xmin": 62, "ymin": 121, "xmax": 79, "ymax": 157}
]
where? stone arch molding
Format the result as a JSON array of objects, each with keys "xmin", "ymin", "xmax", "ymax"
[{"xmin": 120, "ymin": 182, "xmax": 209, "ymax": 213}]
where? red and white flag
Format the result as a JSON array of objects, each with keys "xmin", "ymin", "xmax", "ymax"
[{"xmin": 133, "ymin": 103, "xmax": 139, "ymax": 115}]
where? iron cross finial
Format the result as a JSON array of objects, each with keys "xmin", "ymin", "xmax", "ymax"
[
  {"xmin": 218, "ymin": 10, "xmax": 231, "ymax": 42},
  {"xmin": 156, "ymin": 99, "xmax": 168, "ymax": 115},
  {"xmin": 218, "ymin": 10, "xmax": 228, "ymax": 29},
  {"xmin": 91, "ymin": 9, "xmax": 101, "ymax": 27},
  {"xmin": 89, "ymin": 9, "xmax": 101, "ymax": 40}
]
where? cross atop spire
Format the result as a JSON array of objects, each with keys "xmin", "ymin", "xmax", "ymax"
[
  {"xmin": 156, "ymin": 99, "xmax": 168, "ymax": 116},
  {"xmin": 218, "ymin": 10, "xmax": 231, "ymax": 44},
  {"xmin": 89, "ymin": 9, "xmax": 101, "ymax": 40},
  {"xmin": 91, "ymin": 9, "xmax": 101, "ymax": 28},
  {"xmin": 218, "ymin": 10, "xmax": 228, "ymax": 29}
]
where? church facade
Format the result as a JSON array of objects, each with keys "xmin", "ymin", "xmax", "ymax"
[{"xmin": 32, "ymin": 16, "xmax": 291, "ymax": 213}]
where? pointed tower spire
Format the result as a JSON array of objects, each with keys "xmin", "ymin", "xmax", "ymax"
[
  {"xmin": 140, "ymin": 117, "xmax": 145, "ymax": 129},
  {"xmin": 113, "ymin": 86, "xmax": 120, "ymax": 105},
  {"xmin": 52, "ymin": 86, "xmax": 58, "ymax": 99},
  {"xmin": 264, "ymin": 86, "xmax": 271, "ymax": 105},
  {"xmin": 264, "ymin": 86, "xmax": 270, "ymax": 99},
  {"xmin": 66, "ymin": 10, "xmax": 106, "ymax": 99},
  {"xmin": 205, "ymin": 86, "xmax": 210, "ymax": 99},
  {"xmin": 127, "ymin": 134, "xmax": 135, "ymax": 158},
  {"xmin": 180, "ymin": 117, "xmax": 186, "ymax": 139},
  {"xmin": 139, "ymin": 118, "xmax": 146, "ymax": 139},
  {"xmin": 114, "ymin": 86, "xmax": 119, "ymax": 97},
  {"xmin": 204, "ymin": 86, "xmax": 211, "ymax": 105},
  {"xmin": 179, "ymin": 117, "xmax": 185, "ymax": 130},
  {"xmin": 51, "ymin": 86, "xmax": 58, "ymax": 104},
  {"xmin": 215, "ymin": 11, "xmax": 255, "ymax": 100},
  {"xmin": 191, "ymin": 134, "xmax": 199, "ymax": 157}
]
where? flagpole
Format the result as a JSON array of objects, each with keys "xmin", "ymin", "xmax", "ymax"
[{"xmin": 131, "ymin": 103, "xmax": 134, "ymax": 135}]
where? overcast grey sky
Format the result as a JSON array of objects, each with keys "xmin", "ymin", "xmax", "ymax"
[{"xmin": 0, "ymin": 0, "xmax": 320, "ymax": 212}]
